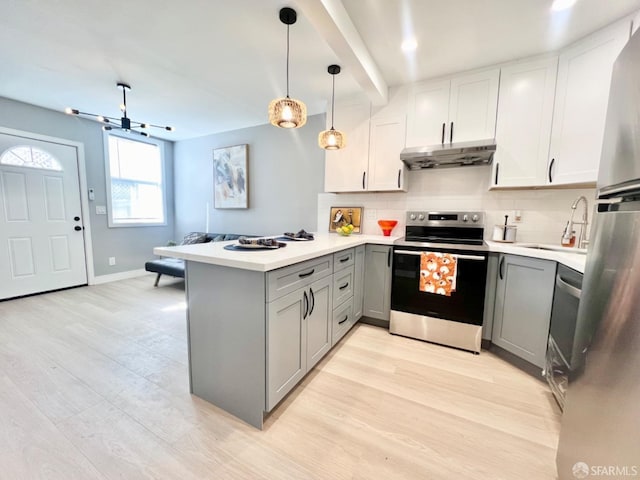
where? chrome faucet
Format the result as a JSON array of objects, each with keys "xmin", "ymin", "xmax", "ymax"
[{"xmin": 565, "ymin": 196, "xmax": 589, "ymax": 249}]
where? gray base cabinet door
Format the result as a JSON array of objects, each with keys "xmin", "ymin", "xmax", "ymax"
[
  {"xmin": 306, "ymin": 275, "xmax": 332, "ymax": 371},
  {"xmin": 353, "ymin": 245, "xmax": 365, "ymax": 320},
  {"xmin": 492, "ymin": 254, "xmax": 557, "ymax": 368},
  {"xmin": 266, "ymin": 275, "xmax": 332, "ymax": 411},
  {"xmin": 266, "ymin": 288, "xmax": 306, "ymax": 411},
  {"xmin": 363, "ymin": 244, "xmax": 392, "ymax": 321}
]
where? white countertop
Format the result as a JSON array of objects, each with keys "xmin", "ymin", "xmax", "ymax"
[
  {"xmin": 153, "ymin": 234, "xmax": 400, "ymax": 272},
  {"xmin": 154, "ymin": 234, "xmax": 587, "ymax": 273},
  {"xmin": 485, "ymin": 241, "xmax": 587, "ymax": 273}
]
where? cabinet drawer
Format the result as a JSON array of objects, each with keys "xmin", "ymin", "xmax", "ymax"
[
  {"xmin": 332, "ymin": 297, "xmax": 354, "ymax": 346},
  {"xmin": 333, "ymin": 266, "xmax": 354, "ymax": 307},
  {"xmin": 333, "ymin": 248, "xmax": 355, "ymax": 272},
  {"xmin": 267, "ymin": 255, "xmax": 333, "ymax": 302}
]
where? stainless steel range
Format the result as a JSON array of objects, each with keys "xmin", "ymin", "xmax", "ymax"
[{"xmin": 391, "ymin": 211, "xmax": 488, "ymax": 353}]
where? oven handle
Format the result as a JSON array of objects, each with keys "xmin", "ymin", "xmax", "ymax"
[{"xmin": 394, "ymin": 250, "xmax": 486, "ymax": 261}]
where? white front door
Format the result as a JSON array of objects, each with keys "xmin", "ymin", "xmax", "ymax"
[{"xmin": 0, "ymin": 133, "xmax": 87, "ymax": 299}]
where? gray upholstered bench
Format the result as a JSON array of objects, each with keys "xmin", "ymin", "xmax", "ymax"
[{"xmin": 145, "ymin": 232, "xmax": 254, "ymax": 286}]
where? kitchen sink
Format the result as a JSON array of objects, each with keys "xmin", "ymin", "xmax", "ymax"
[{"xmin": 517, "ymin": 243, "xmax": 588, "ymax": 255}]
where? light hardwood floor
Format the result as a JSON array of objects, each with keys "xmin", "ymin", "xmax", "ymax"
[{"xmin": 0, "ymin": 275, "xmax": 561, "ymax": 479}]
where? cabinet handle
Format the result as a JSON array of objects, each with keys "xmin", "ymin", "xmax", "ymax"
[
  {"xmin": 387, "ymin": 249, "xmax": 391, "ymax": 267},
  {"xmin": 339, "ymin": 282, "xmax": 349, "ymax": 290},
  {"xmin": 495, "ymin": 162, "xmax": 499, "ymax": 185},
  {"xmin": 397, "ymin": 169, "xmax": 401, "ymax": 188},
  {"xmin": 338, "ymin": 315, "xmax": 349, "ymax": 325},
  {"xmin": 302, "ymin": 291, "xmax": 309, "ymax": 319},
  {"xmin": 309, "ymin": 287, "xmax": 315, "ymax": 316},
  {"xmin": 298, "ymin": 269, "xmax": 314, "ymax": 278},
  {"xmin": 450, "ymin": 121, "xmax": 454, "ymax": 143},
  {"xmin": 548, "ymin": 158, "xmax": 555, "ymax": 183},
  {"xmin": 499, "ymin": 256, "xmax": 505, "ymax": 280},
  {"xmin": 339, "ymin": 256, "xmax": 349, "ymax": 263},
  {"xmin": 362, "ymin": 171, "xmax": 366, "ymax": 190},
  {"xmin": 441, "ymin": 123, "xmax": 445, "ymax": 144}
]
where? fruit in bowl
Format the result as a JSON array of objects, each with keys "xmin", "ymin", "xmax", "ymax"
[
  {"xmin": 336, "ymin": 224, "xmax": 354, "ymax": 236},
  {"xmin": 377, "ymin": 219, "xmax": 398, "ymax": 236}
]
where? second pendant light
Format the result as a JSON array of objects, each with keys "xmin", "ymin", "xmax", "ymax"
[{"xmin": 318, "ymin": 64, "xmax": 346, "ymax": 150}]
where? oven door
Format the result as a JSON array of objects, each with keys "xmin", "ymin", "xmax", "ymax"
[{"xmin": 391, "ymin": 247, "xmax": 488, "ymax": 326}]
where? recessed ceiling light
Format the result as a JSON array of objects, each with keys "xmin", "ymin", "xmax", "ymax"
[
  {"xmin": 551, "ymin": 0, "xmax": 577, "ymax": 12},
  {"xmin": 401, "ymin": 37, "xmax": 418, "ymax": 53}
]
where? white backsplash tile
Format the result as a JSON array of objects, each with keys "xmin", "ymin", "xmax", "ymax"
[{"xmin": 318, "ymin": 168, "xmax": 596, "ymax": 244}]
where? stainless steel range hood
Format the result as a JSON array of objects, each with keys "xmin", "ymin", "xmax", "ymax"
[{"xmin": 400, "ymin": 139, "xmax": 496, "ymax": 170}]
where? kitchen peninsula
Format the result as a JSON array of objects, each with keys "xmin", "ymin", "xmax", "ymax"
[{"xmin": 154, "ymin": 234, "xmax": 397, "ymax": 429}]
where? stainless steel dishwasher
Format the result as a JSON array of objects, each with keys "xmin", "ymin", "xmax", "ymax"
[{"xmin": 545, "ymin": 264, "xmax": 583, "ymax": 410}]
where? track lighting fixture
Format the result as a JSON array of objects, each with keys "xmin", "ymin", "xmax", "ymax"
[{"xmin": 65, "ymin": 83, "xmax": 174, "ymax": 137}]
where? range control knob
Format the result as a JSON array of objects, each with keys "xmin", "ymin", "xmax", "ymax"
[
  {"xmin": 418, "ymin": 214, "xmax": 425, "ymax": 221},
  {"xmin": 472, "ymin": 214, "xmax": 479, "ymax": 223},
  {"xmin": 462, "ymin": 214, "xmax": 469, "ymax": 222},
  {"xmin": 409, "ymin": 213, "xmax": 417, "ymax": 221}
]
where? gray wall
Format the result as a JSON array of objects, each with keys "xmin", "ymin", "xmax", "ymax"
[
  {"xmin": 0, "ymin": 96, "xmax": 175, "ymax": 277},
  {"xmin": 174, "ymin": 114, "xmax": 325, "ymax": 238}
]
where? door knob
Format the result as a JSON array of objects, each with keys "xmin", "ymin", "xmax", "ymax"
[{"xmin": 74, "ymin": 226, "xmax": 82, "ymax": 231}]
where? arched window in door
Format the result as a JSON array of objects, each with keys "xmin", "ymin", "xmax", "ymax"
[{"xmin": 0, "ymin": 145, "xmax": 63, "ymax": 171}]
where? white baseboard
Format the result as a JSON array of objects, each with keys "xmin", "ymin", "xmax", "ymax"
[{"xmin": 91, "ymin": 269, "xmax": 149, "ymax": 285}]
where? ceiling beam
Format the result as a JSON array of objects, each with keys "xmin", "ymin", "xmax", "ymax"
[{"xmin": 293, "ymin": 0, "xmax": 388, "ymax": 105}]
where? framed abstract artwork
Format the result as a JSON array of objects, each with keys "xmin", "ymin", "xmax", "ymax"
[{"xmin": 213, "ymin": 144, "xmax": 248, "ymax": 209}]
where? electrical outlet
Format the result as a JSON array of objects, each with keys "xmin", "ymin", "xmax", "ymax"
[
  {"xmin": 108, "ymin": 257, "xmax": 116, "ymax": 266},
  {"xmin": 514, "ymin": 210, "xmax": 522, "ymax": 222},
  {"xmin": 96, "ymin": 205, "xmax": 107, "ymax": 215}
]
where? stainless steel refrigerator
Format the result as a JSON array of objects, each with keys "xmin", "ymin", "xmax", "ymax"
[{"xmin": 556, "ymin": 29, "xmax": 640, "ymax": 479}]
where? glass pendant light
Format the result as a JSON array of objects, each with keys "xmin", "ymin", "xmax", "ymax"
[
  {"xmin": 268, "ymin": 7, "xmax": 307, "ymax": 129},
  {"xmin": 318, "ymin": 65, "xmax": 346, "ymax": 150}
]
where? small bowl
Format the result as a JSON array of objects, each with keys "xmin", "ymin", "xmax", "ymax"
[{"xmin": 378, "ymin": 219, "xmax": 398, "ymax": 236}]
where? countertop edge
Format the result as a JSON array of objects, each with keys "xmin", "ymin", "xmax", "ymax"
[
  {"xmin": 153, "ymin": 236, "xmax": 586, "ymax": 274},
  {"xmin": 153, "ymin": 234, "xmax": 399, "ymax": 272},
  {"xmin": 485, "ymin": 241, "xmax": 586, "ymax": 273}
]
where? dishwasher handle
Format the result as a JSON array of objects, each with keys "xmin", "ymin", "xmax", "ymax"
[{"xmin": 556, "ymin": 274, "xmax": 581, "ymax": 299}]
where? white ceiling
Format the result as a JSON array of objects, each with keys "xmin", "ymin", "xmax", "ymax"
[{"xmin": 1, "ymin": 0, "xmax": 639, "ymax": 140}]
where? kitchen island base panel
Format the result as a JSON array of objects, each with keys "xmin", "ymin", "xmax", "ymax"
[{"xmin": 186, "ymin": 261, "xmax": 266, "ymax": 429}]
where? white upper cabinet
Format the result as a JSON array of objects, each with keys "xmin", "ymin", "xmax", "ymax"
[
  {"xmin": 548, "ymin": 20, "xmax": 630, "ymax": 185},
  {"xmin": 324, "ymin": 102, "xmax": 370, "ymax": 192},
  {"xmin": 406, "ymin": 69, "xmax": 499, "ymax": 147},
  {"xmin": 368, "ymin": 115, "xmax": 406, "ymax": 191},
  {"xmin": 493, "ymin": 57, "xmax": 558, "ymax": 187},
  {"xmin": 448, "ymin": 70, "xmax": 500, "ymax": 143},
  {"xmin": 406, "ymin": 79, "xmax": 450, "ymax": 146},
  {"xmin": 325, "ymin": 88, "xmax": 407, "ymax": 193}
]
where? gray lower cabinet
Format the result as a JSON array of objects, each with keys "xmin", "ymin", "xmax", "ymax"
[
  {"xmin": 492, "ymin": 254, "xmax": 557, "ymax": 368},
  {"xmin": 363, "ymin": 244, "xmax": 392, "ymax": 321},
  {"xmin": 332, "ymin": 297, "xmax": 354, "ymax": 345},
  {"xmin": 266, "ymin": 275, "xmax": 332, "ymax": 411},
  {"xmin": 353, "ymin": 245, "xmax": 365, "ymax": 320}
]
